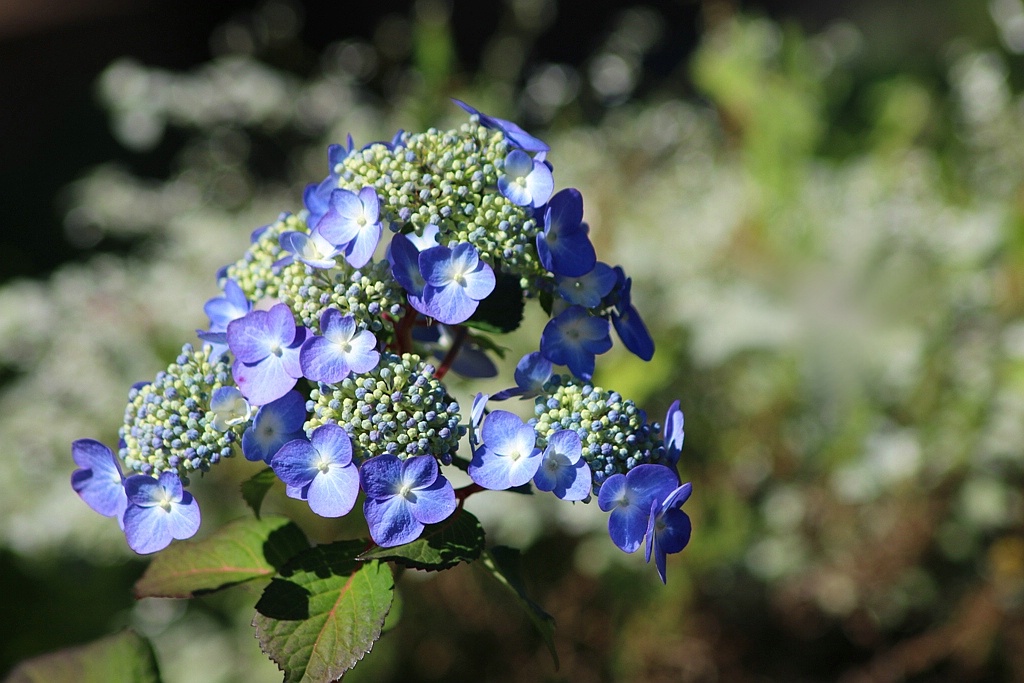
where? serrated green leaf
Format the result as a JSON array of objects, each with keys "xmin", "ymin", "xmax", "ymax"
[
  {"xmin": 465, "ymin": 271, "xmax": 524, "ymax": 333},
  {"xmin": 241, "ymin": 467, "xmax": 278, "ymax": 518},
  {"xmin": 134, "ymin": 515, "xmax": 309, "ymax": 599},
  {"xmin": 359, "ymin": 508, "xmax": 485, "ymax": 570},
  {"xmin": 254, "ymin": 540, "xmax": 394, "ymax": 683},
  {"xmin": 478, "ymin": 546, "xmax": 559, "ymax": 669},
  {"xmin": 6, "ymin": 630, "xmax": 161, "ymax": 683}
]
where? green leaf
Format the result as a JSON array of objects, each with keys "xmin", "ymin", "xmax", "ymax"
[
  {"xmin": 254, "ymin": 540, "xmax": 394, "ymax": 683},
  {"xmin": 478, "ymin": 546, "xmax": 559, "ymax": 669},
  {"xmin": 539, "ymin": 289, "xmax": 554, "ymax": 317},
  {"xmin": 466, "ymin": 331, "xmax": 508, "ymax": 360},
  {"xmin": 134, "ymin": 515, "xmax": 309, "ymax": 599},
  {"xmin": 6, "ymin": 629, "xmax": 161, "ymax": 683},
  {"xmin": 359, "ymin": 508, "xmax": 485, "ymax": 571},
  {"xmin": 465, "ymin": 271, "xmax": 524, "ymax": 333},
  {"xmin": 241, "ymin": 467, "xmax": 278, "ymax": 518}
]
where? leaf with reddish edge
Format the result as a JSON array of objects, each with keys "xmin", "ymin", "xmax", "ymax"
[
  {"xmin": 253, "ymin": 540, "xmax": 394, "ymax": 683},
  {"xmin": 359, "ymin": 507, "xmax": 485, "ymax": 571},
  {"xmin": 134, "ymin": 515, "xmax": 308, "ymax": 599},
  {"xmin": 6, "ymin": 629, "xmax": 161, "ymax": 683}
]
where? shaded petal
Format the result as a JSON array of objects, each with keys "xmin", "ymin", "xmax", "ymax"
[
  {"xmin": 402, "ymin": 455, "xmax": 440, "ymax": 490},
  {"xmin": 306, "ymin": 462, "xmax": 360, "ymax": 517},
  {"xmin": 409, "ymin": 475, "xmax": 456, "ymax": 525},
  {"xmin": 270, "ymin": 439, "xmax": 320, "ymax": 488},
  {"xmin": 360, "ymin": 454, "xmax": 403, "ymax": 499},
  {"xmin": 364, "ymin": 495, "xmax": 421, "ymax": 547},
  {"xmin": 70, "ymin": 439, "xmax": 126, "ymax": 519},
  {"xmin": 232, "ymin": 356, "xmax": 298, "ymax": 406}
]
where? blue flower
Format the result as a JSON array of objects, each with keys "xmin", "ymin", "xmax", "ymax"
[
  {"xmin": 644, "ymin": 482, "xmax": 692, "ymax": 583},
  {"xmin": 316, "ymin": 187, "xmax": 383, "ymax": 268},
  {"xmin": 209, "ymin": 386, "xmax": 252, "ymax": 432},
  {"xmin": 272, "ymin": 424, "xmax": 360, "ymax": 518},
  {"xmin": 360, "ymin": 454, "xmax": 457, "ymax": 547},
  {"xmin": 664, "ymin": 400, "xmax": 684, "ymax": 466},
  {"xmin": 597, "ymin": 464, "xmax": 678, "ymax": 553},
  {"xmin": 419, "ymin": 243, "xmax": 496, "ymax": 324},
  {"xmin": 536, "ymin": 189, "xmax": 596, "ymax": 277},
  {"xmin": 610, "ymin": 269, "xmax": 655, "ymax": 361},
  {"xmin": 300, "ymin": 308, "xmax": 380, "ymax": 384},
  {"xmin": 122, "ymin": 471, "xmax": 201, "ymax": 554},
  {"xmin": 533, "ymin": 429, "xmax": 592, "ymax": 501},
  {"xmin": 303, "ymin": 175, "xmax": 335, "ymax": 228},
  {"xmin": 539, "ymin": 305, "xmax": 612, "ymax": 380},
  {"xmin": 498, "ymin": 150, "xmax": 554, "ymax": 208},
  {"xmin": 327, "ymin": 135, "xmax": 355, "ymax": 177},
  {"xmin": 241, "ymin": 390, "xmax": 307, "ymax": 463},
  {"xmin": 468, "ymin": 410, "xmax": 542, "ymax": 490},
  {"xmin": 387, "ymin": 232, "xmax": 429, "ymax": 311},
  {"xmin": 555, "ymin": 262, "xmax": 617, "ymax": 308},
  {"xmin": 492, "ymin": 351, "xmax": 552, "ymax": 401},
  {"xmin": 452, "ymin": 99, "xmax": 549, "ymax": 152},
  {"xmin": 198, "ymin": 279, "xmax": 252, "ymax": 348},
  {"xmin": 279, "ymin": 228, "xmax": 342, "ymax": 270},
  {"xmin": 71, "ymin": 439, "xmax": 127, "ymax": 522},
  {"xmin": 228, "ymin": 304, "xmax": 307, "ymax": 406}
]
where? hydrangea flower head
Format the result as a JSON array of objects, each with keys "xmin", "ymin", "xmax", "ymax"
[
  {"xmin": 228, "ymin": 303, "xmax": 307, "ymax": 406},
  {"xmin": 360, "ymin": 455, "xmax": 457, "ymax": 547},
  {"xmin": 123, "ymin": 471, "xmax": 201, "ymax": 554},
  {"xmin": 71, "ymin": 439, "xmax": 127, "ymax": 521},
  {"xmin": 272, "ymin": 424, "xmax": 360, "ymax": 518}
]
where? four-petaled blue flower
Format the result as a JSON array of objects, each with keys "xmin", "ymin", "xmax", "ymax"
[
  {"xmin": 272, "ymin": 424, "xmax": 360, "ymax": 518},
  {"xmin": 228, "ymin": 303, "xmax": 307, "ymax": 406},
  {"xmin": 536, "ymin": 189, "xmax": 596, "ymax": 277},
  {"xmin": 241, "ymin": 390, "xmax": 307, "ymax": 463},
  {"xmin": 533, "ymin": 429, "xmax": 592, "ymax": 501},
  {"xmin": 360, "ymin": 454, "xmax": 457, "ymax": 547},
  {"xmin": 644, "ymin": 482, "xmax": 693, "ymax": 583},
  {"xmin": 198, "ymin": 279, "xmax": 252, "ymax": 350},
  {"xmin": 71, "ymin": 439, "xmax": 127, "ymax": 523},
  {"xmin": 123, "ymin": 471, "xmax": 201, "ymax": 554},
  {"xmin": 498, "ymin": 150, "xmax": 554, "ymax": 209},
  {"xmin": 209, "ymin": 386, "xmax": 251, "ymax": 432},
  {"xmin": 468, "ymin": 410, "xmax": 542, "ymax": 490},
  {"xmin": 556, "ymin": 262, "xmax": 617, "ymax": 308},
  {"xmin": 597, "ymin": 464, "xmax": 679, "ymax": 554},
  {"xmin": 316, "ymin": 186, "xmax": 383, "ymax": 268},
  {"xmin": 539, "ymin": 305, "xmax": 612, "ymax": 380},
  {"xmin": 419, "ymin": 243, "xmax": 496, "ymax": 325},
  {"xmin": 300, "ymin": 308, "xmax": 380, "ymax": 383},
  {"xmin": 279, "ymin": 228, "xmax": 342, "ymax": 270}
]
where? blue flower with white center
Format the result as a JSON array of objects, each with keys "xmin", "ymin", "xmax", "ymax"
[
  {"xmin": 228, "ymin": 303, "xmax": 307, "ymax": 406},
  {"xmin": 597, "ymin": 464, "xmax": 679, "ymax": 554},
  {"xmin": 468, "ymin": 410, "xmax": 542, "ymax": 490},
  {"xmin": 536, "ymin": 188, "xmax": 597, "ymax": 277},
  {"xmin": 316, "ymin": 186, "xmax": 383, "ymax": 268},
  {"xmin": 122, "ymin": 471, "xmax": 201, "ymax": 554},
  {"xmin": 611, "ymin": 273, "xmax": 655, "ymax": 361},
  {"xmin": 300, "ymin": 308, "xmax": 380, "ymax": 383},
  {"xmin": 71, "ymin": 439, "xmax": 127, "ymax": 523},
  {"xmin": 209, "ymin": 386, "xmax": 251, "ymax": 432},
  {"xmin": 556, "ymin": 262, "xmax": 617, "ymax": 308},
  {"xmin": 492, "ymin": 351, "xmax": 552, "ymax": 401},
  {"xmin": 452, "ymin": 99, "xmax": 550, "ymax": 152},
  {"xmin": 360, "ymin": 454, "xmax": 457, "ymax": 547},
  {"xmin": 271, "ymin": 424, "xmax": 360, "ymax": 518},
  {"xmin": 279, "ymin": 228, "xmax": 342, "ymax": 270},
  {"xmin": 664, "ymin": 400, "xmax": 684, "ymax": 467},
  {"xmin": 419, "ymin": 242, "xmax": 496, "ymax": 324},
  {"xmin": 644, "ymin": 482, "xmax": 692, "ymax": 583},
  {"xmin": 539, "ymin": 305, "xmax": 612, "ymax": 381},
  {"xmin": 533, "ymin": 430, "xmax": 592, "ymax": 501},
  {"xmin": 498, "ymin": 149, "xmax": 554, "ymax": 209},
  {"xmin": 241, "ymin": 390, "xmax": 306, "ymax": 463}
]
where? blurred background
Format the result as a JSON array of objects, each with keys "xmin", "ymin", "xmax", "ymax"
[{"xmin": 3, "ymin": 0, "xmax": 1024, "ymax": 680}]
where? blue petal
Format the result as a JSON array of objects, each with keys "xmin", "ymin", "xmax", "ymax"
[
  {"xmin": 364, "ymin": 494, "xmax": 420, "ymax": 547},
  {"xmin": 408, "ymin": 474, "xmax": 456, "ymax": 525},
  {"xmin": 360, "ymin": 454, "xmax": 403, "ymax": 499},
  {"xmin": 232, "ymin": 356, "xmax": 299, "ymax": 406},
  {"xmin": 388, "ymin": 233, "xmax": 426, "ymax": 295},
  {"xmin": 664, "ymin": 401, "xmax": 685, "ymax": 466},
  {"xmin": 300, "ymin": 335, "xmax": 352, "ymax": 383},
  {"xmin": 342, "ymin": 221, "xmax": 382, "ymax": 268},
  {"xmin": 423, "ymin": 281, "xmax": 478, "ymax": 325},
  {"xmin": 402, "ymin": 454, "xmax": 440, "ymax": 490},
  {"xmin": 306, "ymin": 461, "xmax": 360, "ymax": 518},
  {"xmin": 70, "ymin": 439, "xmax": 126, "ymax": 519},
  {"xmin": 613, "ymin": 305, "xmax": 655, "ymax": 361},
  {"xmin": 270, "ymin": 438, "xmax": 320, "ymax": 487}
]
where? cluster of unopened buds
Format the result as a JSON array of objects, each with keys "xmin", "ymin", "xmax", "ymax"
[{"xmin": 71, "ymin": 100, "xmax": 693, "ymax": 583}]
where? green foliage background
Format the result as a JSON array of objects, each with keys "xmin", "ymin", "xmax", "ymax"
[{"xmin": 7, "ymin": 1, "xmax": 1024, "ymax": 681}]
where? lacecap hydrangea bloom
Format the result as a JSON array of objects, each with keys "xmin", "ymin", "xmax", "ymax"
[{"xmin": 71, "ymin": 100, "xmax": 691, "ymax": 582}]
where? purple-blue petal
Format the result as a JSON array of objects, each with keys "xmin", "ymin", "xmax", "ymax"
[
  {"xmin": 360, "ymin": 454, "xmax": 403, "ymax": 499},
  {"xmin": 71, "ymin": 439, "xmax": 126, "ymax": 519},
  {"xmin": 305, "ymin": 462, "xmax": 360, "ymax": 518},
  {"xmin": 364, "ymin": 494, "xmax": 420, "ymax": 547}
]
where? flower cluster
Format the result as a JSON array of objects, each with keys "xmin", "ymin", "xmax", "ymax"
[{"xmin": 71, "ymin": 101, "xmax": 692, "ymax": 580}]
